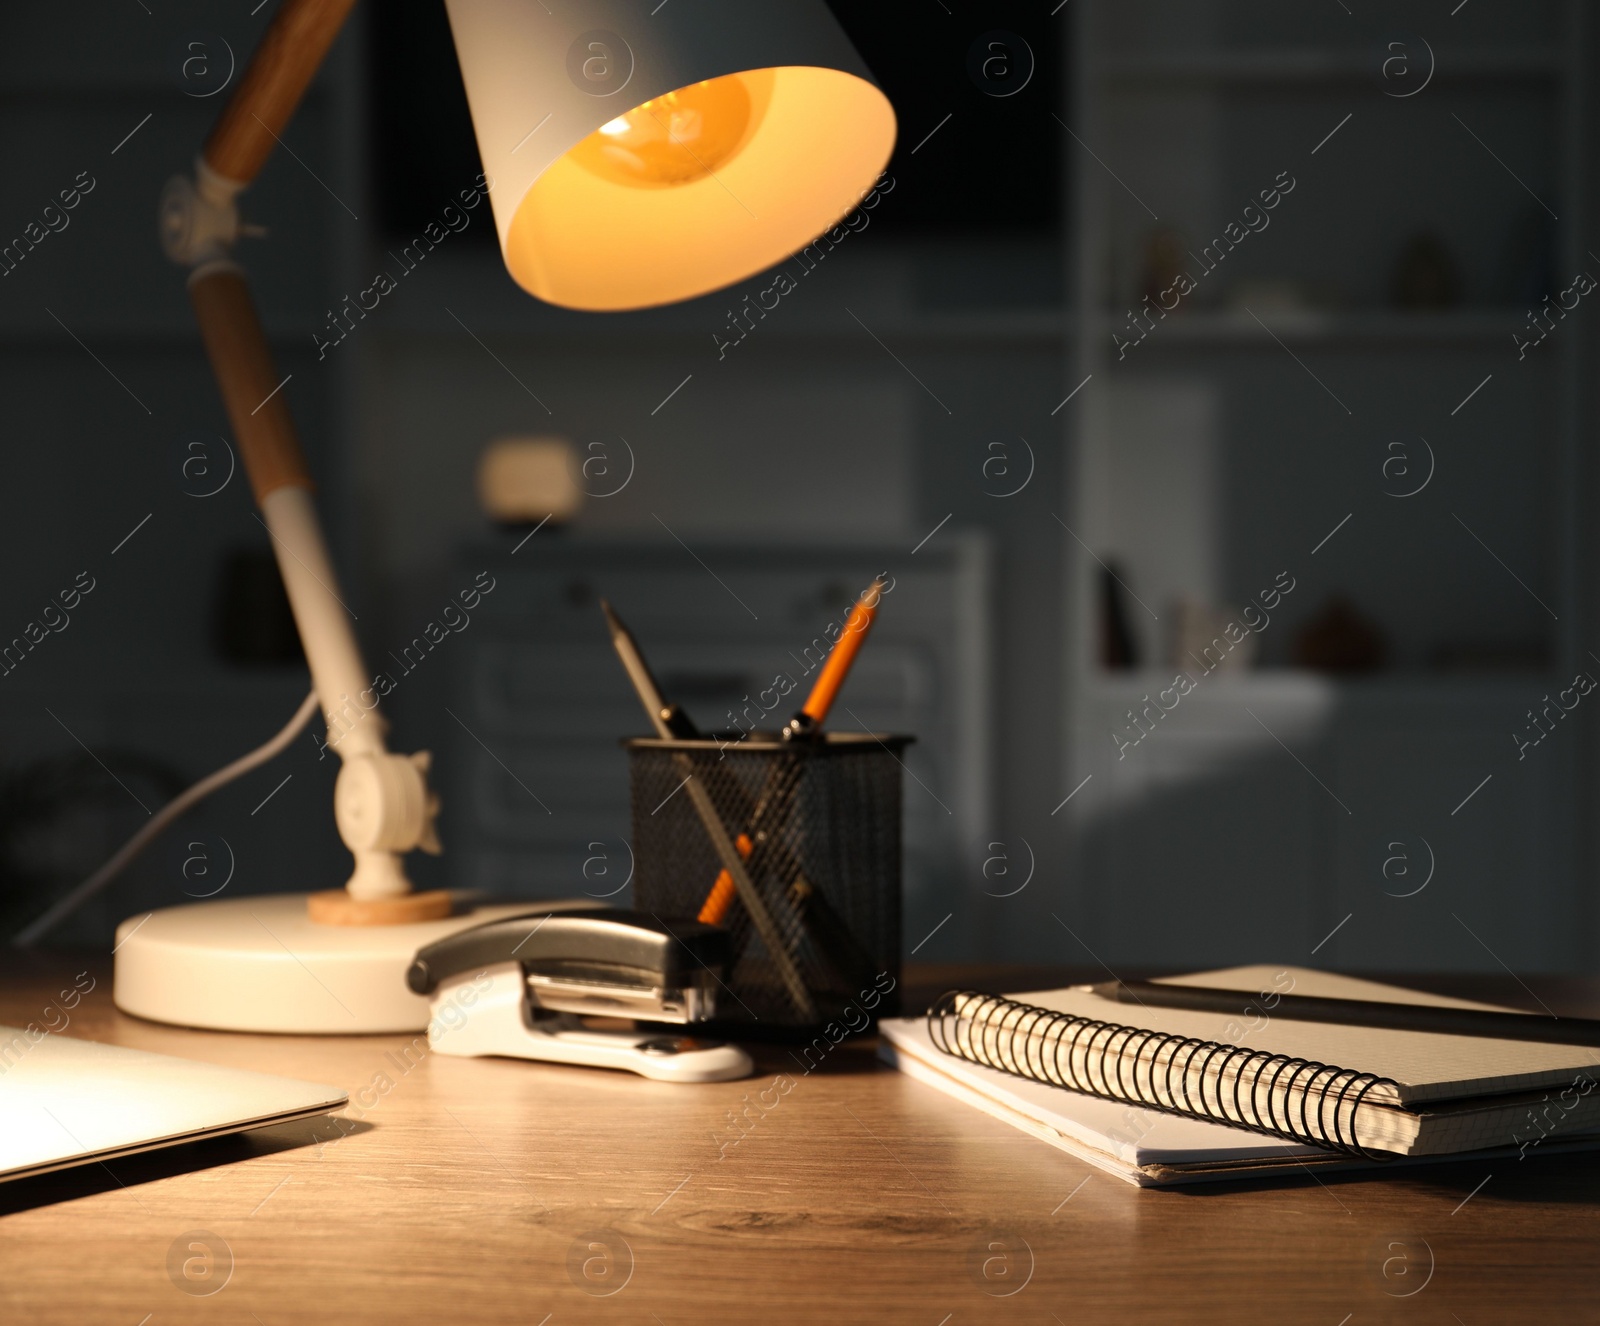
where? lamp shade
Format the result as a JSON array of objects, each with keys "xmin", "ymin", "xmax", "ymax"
[{"xmin": 443, "ymin": 0, "xmax": 897, "ymax": 311}]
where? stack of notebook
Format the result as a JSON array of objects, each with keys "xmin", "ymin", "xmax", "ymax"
[{"xmin": 878, "ymin": 965, "xmax": 1600, "ymax": 1187}]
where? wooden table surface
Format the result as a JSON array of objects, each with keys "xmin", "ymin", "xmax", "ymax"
[{"xmin": 2, "ymin": 954, "xmax": 1598, "ymax": 1324}]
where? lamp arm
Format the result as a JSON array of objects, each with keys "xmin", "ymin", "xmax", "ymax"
[
  {"xmin": 187, "ymin": 261, "xmax": 388, "ymax": 763},
  {"xmin": 169, "ymin": 1, "xmax": 446, "ymax": 917},
  {"xmin": 162, "ymin": 0, "xmax": 358, "ymax": 265},
  {"xmin": 205, "ymin": 0, "xmax": 360, "ymax": 188}
]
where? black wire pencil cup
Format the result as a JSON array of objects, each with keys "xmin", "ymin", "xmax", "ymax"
[
  {"xmin": 628, "ymin": 731, "xmax": 907, "ymax": 1030},
  {"xmin": 600, "ymin": 587, "xmax": 906, "ymax": 1032}
]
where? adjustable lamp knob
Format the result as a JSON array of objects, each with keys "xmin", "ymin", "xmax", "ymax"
[
  {"xmin": 334, "ymin": 751, "xmax": 442, "ymax": 856},
  {"xmin": 159, "ymin": 160, "xmax": 251, "ymax": 266}
]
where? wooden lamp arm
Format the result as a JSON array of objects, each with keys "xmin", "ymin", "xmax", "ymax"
[
  {"xmin": 185, "ymin": 263, "xmax": 369, "ymax": 754},
  {"xmin": 204, "ymin": 0, "xmax": 360, "ymax": 187},
  {"xmin": 183, "ymin": 0, "xmax": 356, "ymax": 502},
  {"xmin": 187, "ymin": 264, "xmax": 315, "ymax": 504},
  {"xmin": 173, "ymin": 2, "xmax": 449, "ymax": 922}
]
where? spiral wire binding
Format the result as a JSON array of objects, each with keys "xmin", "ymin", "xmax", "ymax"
[{"xmin": 928, "ymin": 990, "xmax": 1402, "ymax": 1158}]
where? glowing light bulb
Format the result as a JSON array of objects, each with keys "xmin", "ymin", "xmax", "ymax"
[{"xmin": 567, "ymin": 75, "xmax": 758, "ymax": 188}]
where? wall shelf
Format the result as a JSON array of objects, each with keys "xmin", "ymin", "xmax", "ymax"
[
  {"xmin": 1088, "ymin": 670, "xmax": 1558, "ymax": 704},
  {"xmin": 1099, "ymin": 50, "xmax": 1564, "ymax": 86},
  {"xmin": 1098, "ymin": 309, "xmax": 1527, "ymax": 351}
]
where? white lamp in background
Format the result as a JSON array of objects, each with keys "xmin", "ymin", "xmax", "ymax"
[{"xmin": 104, "ymin": 0, "xmax": 896, "ymax": 1033}]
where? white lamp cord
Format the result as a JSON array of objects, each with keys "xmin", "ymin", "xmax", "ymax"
[{"xmin": 11, "ymin": 688, "xmax": 320, "ymax": 947}]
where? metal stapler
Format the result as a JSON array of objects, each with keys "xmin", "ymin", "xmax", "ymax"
[{"xmin": 406, "ymin": 908, "xmax": 753, "ymax": 1083}]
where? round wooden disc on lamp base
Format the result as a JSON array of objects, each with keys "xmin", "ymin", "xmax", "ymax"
[{"xmin": 306, "ymin": 889, "xmax": 454, "ymax": 925}]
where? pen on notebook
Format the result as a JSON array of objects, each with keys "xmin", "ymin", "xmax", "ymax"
[
  {"xmin": 1080, "ymin": 979, "xmax": 1600, "ymax": 1048},
  {"xmin": 699, "ymin": 579, "xmax": 885, "ymax": 927},
  {"xmin": 600, "ymin": 599, "xmax": 815, "ymax": 1018}
]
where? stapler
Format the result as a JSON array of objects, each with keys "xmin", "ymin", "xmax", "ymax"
[{"xmin": 406, "ymin": 908, "xmax": 753, "ymax": 1083}]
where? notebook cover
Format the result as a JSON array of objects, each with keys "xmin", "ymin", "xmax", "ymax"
[
  {"xmin": 1149, "ymin": 966, "xmax": 1600, "ymax": 1102},
  {"xmin": 1014, "ymin": 966, "xmax": 1600, "ymax": 1105},
  {"xmin": 879, "ymin": 1017, "xmax": 1600, "ymax": 1187},
  {"xmin": 879, "ymin": 966, "xmax": 1600, "ymax": 1186}
]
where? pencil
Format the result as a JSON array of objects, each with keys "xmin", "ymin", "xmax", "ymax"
[
  {"xmin": 781, "ymin": 578, "xmax": 885, "ymax": 740},
  {"xmin": 701, "ymin": 579, "xmax": 885, "ymax": 926},
  {"xmin": 596, "ymin": 600, "xmax": 699, "ymax": 739},
  {"xmin": 1085, "ymin": 979, "xmax": 1600, "ymax": 1047},
  {"xmin": 600, "ymin": 600, "xmax": 815, "ymax": 1018}
]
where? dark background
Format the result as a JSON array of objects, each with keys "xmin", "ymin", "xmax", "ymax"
[{"xmin": 0, "ymin": 1, "xmax": 1592, "ymax": 979}]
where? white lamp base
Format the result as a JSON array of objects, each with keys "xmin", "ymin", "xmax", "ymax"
[{"xmin": 113, "ymin": 894, "xmax": 590, "ymax": 1034}]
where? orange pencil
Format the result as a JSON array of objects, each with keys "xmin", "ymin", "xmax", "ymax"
[
  {"xmin": 782, "ymin": 578, "xmax": 884, "ymax": 740},
  {"xmin": 699, "ymin": 579, "xmax": 884, "ymax": 925}
]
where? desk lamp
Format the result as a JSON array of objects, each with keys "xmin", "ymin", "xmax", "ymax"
[{"xmin": 110, "ymin": 0, "xmax": 896, "ymax": 1033}]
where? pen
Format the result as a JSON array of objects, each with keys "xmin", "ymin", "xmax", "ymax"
[
  {"xmin": 700, "ymin": 579, "xmax": 885, "ymax": 928},
  {"xmin": 782, "ymin": 579, "xmax": 885, "ymax": 741},
  {"xmin": 1083, "ymin": 979, "xmax": 1600, "ymax": 1047},
  {"xmin": 600, "ymin": 599, "xmax": 816, "ymax": 1018}
]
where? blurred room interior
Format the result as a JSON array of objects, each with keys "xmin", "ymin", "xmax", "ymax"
[{"xmin": 2, "ymin": 0, "xmax": 1593, "ymax": 979}]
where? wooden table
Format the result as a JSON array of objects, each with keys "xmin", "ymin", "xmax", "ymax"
[{"xmin": 3, "ymin": 954, "xmax": 1598, "ymax": 1324}]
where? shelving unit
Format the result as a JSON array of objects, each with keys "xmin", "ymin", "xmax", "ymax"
[
  {"xmin": 1100, "ymin": 50, "xmax": 1562, "ymax": 85},
  {"xmin": 1053, "ymin": 1, "xmax": 1595, "ymax": 973},
  {"xmin": 1097, "ymin": 308, "xmax": 1529, "ymax": 347}
]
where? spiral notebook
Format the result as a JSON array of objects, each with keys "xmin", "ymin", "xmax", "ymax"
[{"xmin": 878, "ymin": 966, "xmax": 1600, "ymax": 1187}]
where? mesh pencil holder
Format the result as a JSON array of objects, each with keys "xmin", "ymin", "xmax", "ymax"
[{"xmin": 627, "ymin": 732, "xmax": 909, "ymax": 1032}]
